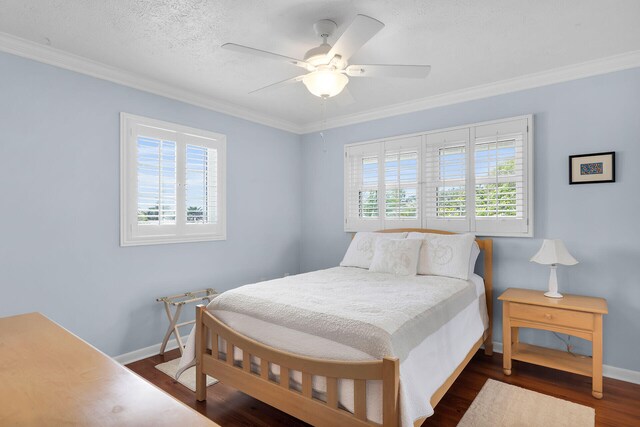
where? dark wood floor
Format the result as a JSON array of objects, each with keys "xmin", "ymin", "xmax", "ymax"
[{"xmin": 127, "ymin": 350, "xmax": 640, "ymax": 426}]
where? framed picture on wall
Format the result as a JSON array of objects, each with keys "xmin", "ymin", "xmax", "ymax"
[{"xmin": 569, "ymin": 151, "xmax": 615, "ymax": 184}]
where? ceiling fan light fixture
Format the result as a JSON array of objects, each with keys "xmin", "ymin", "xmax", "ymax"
[
  {"xmin": 302, "ymin": 69, "xmax": 349, "ymax": 98},
  {"xmin": 224, "ymin": 15, "xmax": 430, "ymax": 98}
]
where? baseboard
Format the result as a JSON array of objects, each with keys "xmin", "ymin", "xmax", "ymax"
[
  {"xmin": 490, "ymin": 341, "xmax": 640, "ymax": 385},
  {"xmin": 602, "ymin": 364, "xmax": 640, "ymax": 385},
  {"xmin": 113, "ymin": 336, "xmax": 189, "ymax": 365}
]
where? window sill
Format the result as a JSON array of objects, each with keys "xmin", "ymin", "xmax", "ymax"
[{"xmin": 120, "ymin": 234, "xmax": 227, "ymax": 247}]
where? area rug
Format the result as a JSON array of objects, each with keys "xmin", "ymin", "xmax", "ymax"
[
  {"xmin": 457, "ymin": 379, "xmax": 595, "ymax": 427},
  {"xmin": 155, "ymin": 358, "xmax": 218, "ymax": 392}
]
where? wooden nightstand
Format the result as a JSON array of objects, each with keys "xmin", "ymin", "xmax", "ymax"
[{"xmin": 498, "ymin": 288, "xmax": 608, "ymax": 399}]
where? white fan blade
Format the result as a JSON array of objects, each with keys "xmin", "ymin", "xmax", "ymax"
[
  {"xmin": 333, "ymin": 86, "xmax": 356, "ymax": 107},
  {"xmin": 249, "ymin": 75, "xmax": 306, "ymax": 94},
  {"xmin": 222, "ymin": 43, "xmax": 312, "ymax": 70},
  {"xmin": 327, "ymin": 15, "xmax": 384, "ymax": 62},
  {"xmin": 346, "ymin": 64, "xmax": 431, "ymax": 78}
]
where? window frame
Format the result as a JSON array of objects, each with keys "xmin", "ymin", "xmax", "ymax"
[
  {"xmin": 120, "ymin": 113, "xmax": 227, "ymax": 246},
  {"xmin": 344, "ymin": 115, "xmax": 534, "ymax": 237}
]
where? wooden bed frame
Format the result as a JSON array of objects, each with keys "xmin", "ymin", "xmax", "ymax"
[{"xmin": 195, "ymin": 229, "xmax": 493, "ymax": 427}]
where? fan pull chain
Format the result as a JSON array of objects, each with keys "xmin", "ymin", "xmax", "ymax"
[{"xmin": 320, "ymin": 96, "xmax": 327, "ymax": 153}]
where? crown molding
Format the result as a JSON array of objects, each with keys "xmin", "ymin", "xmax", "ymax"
[
  {"xmin": 301, "ymin": 50, "xmax": 640, "ymax": 133},
  {"xmin": 2, "ymin": 31, "xmax": 639, "ymax": 136},
  {"xmin": 0, "ymin": 31, "xmax": 304, "ymax": 134}
]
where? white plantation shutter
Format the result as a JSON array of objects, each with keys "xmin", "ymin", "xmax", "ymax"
[
  {"xmin": 344, "ymin": 143, "xmax": 383, "ymax": 231},
  {"xmin": 136, "ymin": 137, "xmax": 177, "ymax": 226},
  {"xmin": 121, "ymin": 114, "xmax": 226, "ymax": 246},
  {"xmin": 182, "ymin": 133, "xmax": 225, "ymax": 238},
  {"xmin": 344, "ymin": 115, "xmax": 533, "ymax": 236},
  {"xmin": 423, "ymin": 129, "xmax": 470, "ymax": 232},
  {"xmin": 384, "ymin": 137, "xmax": 421, "ymax": 228},
  {"xmin": 132, "ymin": 124, "xmax": 179, "ymax": 238},
  {"xmin": 473, "ymin": 119, "xmax": 528, "ymax": 234},
  {"xmin": 185, "ymin": 145, "xmax": 213, "ymax": 224}
]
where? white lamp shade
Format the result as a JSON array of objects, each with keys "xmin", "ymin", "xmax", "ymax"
[
  {"xmin": 530, "ymin": 239, "xmax": 578, "ymax": 266},
  {"xmin": 302, "ymin": 70, "xmax": 348, "ymax": 98}
]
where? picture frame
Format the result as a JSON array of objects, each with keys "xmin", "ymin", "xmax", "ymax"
[{"xmin": 569, "ymin": 151, "xmax": 615, "ymax": 185}]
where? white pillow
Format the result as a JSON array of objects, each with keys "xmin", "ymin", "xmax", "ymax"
[
  {"xmin": 369, "ymin": 238, "xmax": 423, "ymax": 276},
  {"xmin": 340, "ymin": 232, "xmax": 408, "ymax": 269},
  {"xmin": 407, "ymin": 232, "xmax": 476, "ymax": 280},
  {"xmin": 469, "ymin": 241, "xmax": 480, "ymax": 278}
]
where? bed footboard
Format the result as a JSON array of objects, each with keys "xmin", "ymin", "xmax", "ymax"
[{"xmin": 195, "ymin": 305, "xmax": 399, "ymax": 427}]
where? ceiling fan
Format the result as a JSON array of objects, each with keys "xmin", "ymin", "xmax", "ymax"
[{"xmin": 222, "ymin": 14, "xmax": 431, "ymax": 99}]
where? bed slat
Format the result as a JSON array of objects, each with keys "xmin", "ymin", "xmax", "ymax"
[
  {"xmin": 354, "ymin": 379, "xmax": 367, "ymax": 420},
  {"xmin": 227, "ymin": 343, "xmax": 235, "ymax": 366},
  {"xmin": 212, "ymin": 334, "xmax": 219, "ymax": 360},
  {"xmin": 302, "ymin": 372, "xmax": 312, "ymax": 398},
  {"xmin": 326, "ymin": 377, "xmax": 338, "ymax": 408},
  {"xmin": 280, "ymin": 367, "xmax": 289, "ymax": 389},
  {"xmin": 243, "ymin": 351, "xmax": 251, "ymax": 373},
  {"xmin": 260, "ymin": 359, "xmax": 269, "ymax": 380}
]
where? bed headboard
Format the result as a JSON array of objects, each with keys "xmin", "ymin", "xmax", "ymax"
[{"xmin": 373, "ymin": 228, "xmax": 494, "ymax": 353}]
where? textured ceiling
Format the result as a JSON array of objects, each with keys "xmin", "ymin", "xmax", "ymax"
[{"xmin": 1, "ymin": 0, "xmax": 639, "ymax": 128}]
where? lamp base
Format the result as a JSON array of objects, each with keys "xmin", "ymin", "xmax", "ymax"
[
  {"xmin": 544, "ymin": 291, "xmax": 564, "ymax": 299},
  {"xmin": 544, "ymin": 264, "xmax": 563, "ymax": 298}
]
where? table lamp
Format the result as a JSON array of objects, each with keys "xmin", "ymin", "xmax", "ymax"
[{"xmin": 530, "ymin": 239, "xmax": 578, "ymax": 298}]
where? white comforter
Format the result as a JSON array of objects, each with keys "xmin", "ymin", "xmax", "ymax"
[{"xmin": 178, "ymin": 267, "xmax": 488, "ymax": 427}]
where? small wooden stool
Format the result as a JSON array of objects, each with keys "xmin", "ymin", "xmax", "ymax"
[{"xmin": 156, "ymin": 288, "xmax": 218, "ymax": 355}]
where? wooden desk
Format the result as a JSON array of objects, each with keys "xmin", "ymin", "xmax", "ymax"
[
  {"xmin": 498, "ymin": 288, "xmax": 608, "ymax": 399},
  {"xmin": 0, "ymin": 312, "xmax": 218, "ymax": 426}
]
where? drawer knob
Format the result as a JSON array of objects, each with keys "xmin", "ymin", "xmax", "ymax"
[{"xmin": 544, "ymin": 313, "xmax": 552, "ymax": 320}]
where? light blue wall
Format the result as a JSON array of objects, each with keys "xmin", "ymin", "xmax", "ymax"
[
  {"xmin": 2, "ymin": 49, "xmax": 639, "ymax": 373},
  {"xmin": 300, "ymin": 68, "xmax": 640, "ymax": 372},
  {"xmin": 0, "ymin": 52, "xmax": 302, "ymax": 357}
]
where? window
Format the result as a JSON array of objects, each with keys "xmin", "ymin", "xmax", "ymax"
[
  {"xmin": 424, "ymin": 128, "xmax": 470, "ymax": 232},
  {"xmin": 383, "ymin": 137, "xmax": 421, "ymax": 229},
  {"xmin": 121, "ymin": 113, "xmax": 226, "ymax": 246},
  {"xmin": 344, "ymin": 143, "xmax": 381, "ymax": 231},
  {"xmin": 473, "ymin": 120, "xmax": 528, "ymax": 234},
  {"xmin": 344, "ymin": 136, "xmax": 421, "ymax": 231},
  {"xmin": 344, "ymin": 116, "xmax": 533, "ymax": 237}
]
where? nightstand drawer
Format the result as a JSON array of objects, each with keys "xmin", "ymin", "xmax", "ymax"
[{"xmin": 509, "ymin": 303, "xmax": 594, "ymax": 330}]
